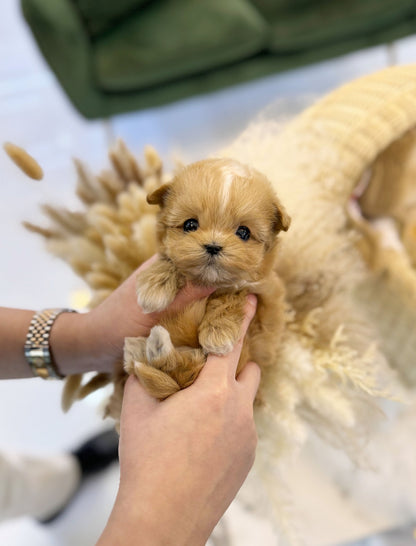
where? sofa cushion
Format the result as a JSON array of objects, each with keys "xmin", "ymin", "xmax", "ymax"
[
  {"xmin": 92, "ymin": 0, "xmax": 268, "ymax": 93},
  {"xmin": 251, "ymin": 0, "xmax": 313, "ymax": 18},
  {"xmin": 268, "ymin": 0, "xmax": 416, "ymax": 52},
  {"xmin": 73, "ymin": 0, "xmax": 152, "ymax": 36}
]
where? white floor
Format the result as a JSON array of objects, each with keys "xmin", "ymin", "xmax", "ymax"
[{"xmin": 0, "ymin": 1, "xmax": 415, "ymax": 544}]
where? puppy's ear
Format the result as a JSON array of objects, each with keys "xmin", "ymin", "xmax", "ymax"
[
  {"xmin": 272, "ymin": 200, "xmax": 291, "ymax": 233},
  {"xmin": 147, "ymin": 183, "xmax": 171, "ymax": 206}
]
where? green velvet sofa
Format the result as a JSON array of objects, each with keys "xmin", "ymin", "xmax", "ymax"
[{"xmin": 21, "ymin": 0, "xmax": 416, "ymax": 119}]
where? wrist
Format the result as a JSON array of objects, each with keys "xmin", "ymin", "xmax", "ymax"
[
  {"xmin": 110, "ymin": 472, "xmax": 213, "ymax": 546},
  {"xmin": 99, "ymin": 486, "xmax": 208, "ymax": 546},
  {"xmin": 50, "ymin": 311, "xmax": 113, "ymax": 375}
]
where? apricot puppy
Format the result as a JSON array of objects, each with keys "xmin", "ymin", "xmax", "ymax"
[{"xmin": 124, "ymin": 158, "xmax": 290, "ymax": 399}]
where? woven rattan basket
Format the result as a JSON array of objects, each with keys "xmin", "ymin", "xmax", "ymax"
[{"xmin": 222, "ymin": 64, "xmax": 416, "ymax": 389}]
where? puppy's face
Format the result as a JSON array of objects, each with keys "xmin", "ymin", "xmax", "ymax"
[{"xmin": 148, "ymin": 158, "xmax": 290, "ymax": 287}]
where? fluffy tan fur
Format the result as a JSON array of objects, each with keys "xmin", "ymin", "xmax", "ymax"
[
  {"xmin": 124, "ymin": 158, "xmax": 290, "ymax": 400},
  {"xmin": 19, "ymin": 65, "xmax": 416, "ymax": 543}
]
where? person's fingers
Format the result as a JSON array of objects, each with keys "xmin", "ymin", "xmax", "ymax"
[
  {"xmin": 117, "ymin": 256, "xmax": 213, "ymax": 335},
  {"xmin": 136, "ymin": 254, "xmax": 159, "ymax": 273},
  {"xmin": 199, "ymin": 295, "xmax": 257, "ymax": 382},
  {"xmin": 135, "ymin": 255, "xmax": 214, "ymax": 315},
  {"xmin": 234, "ymin": 294, "xmax": 257, "ymax": 354},
  {"xmin": 167, "ymin": 282, "xmax": 215, "ymax": 314},
  {"xmin": 125, "ymin": 255, "xmax": 159, "ymax": 295},
  {"xmin": 236, "ymin": 361, "xmax": 261, "ymax": 403},
  {"xmin": 121, "ymin": 375, "xmax": 159, "ymax": 421}
]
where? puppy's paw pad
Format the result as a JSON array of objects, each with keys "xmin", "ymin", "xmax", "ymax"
[{"xmin": 146, "ymin": 326, "xmax": 174, "ymax": 362}]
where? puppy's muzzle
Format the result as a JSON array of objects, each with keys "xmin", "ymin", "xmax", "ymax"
[{"xmin": 204, "ymin": 243, "xmax": 222, "ymax": 256}]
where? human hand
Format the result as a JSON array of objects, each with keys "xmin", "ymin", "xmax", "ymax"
[
  {"xmin": 52, "ymin": 255, "xmax": 214, "ymax": 375},
  {"xmin": 98, "ymin": 295, "xmax": 260, "ymax": 546}
]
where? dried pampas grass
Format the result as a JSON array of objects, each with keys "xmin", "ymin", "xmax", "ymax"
[{"xmin": 24, "ymin": 65, "xmax": 416, "ymax": 543}]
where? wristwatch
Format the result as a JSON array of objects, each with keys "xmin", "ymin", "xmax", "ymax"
[{"xmin": 24, "ymin": 308, "xmax": 76, "ymax": 379}]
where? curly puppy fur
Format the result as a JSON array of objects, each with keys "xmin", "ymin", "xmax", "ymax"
[{"xmin": 123, "ymin": 158, "xmax": 290, "ymax": 401}]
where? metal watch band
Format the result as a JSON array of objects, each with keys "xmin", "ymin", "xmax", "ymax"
[{"xmin": 24, "ymin": 308, "xmax": 76, "ymax": 380}]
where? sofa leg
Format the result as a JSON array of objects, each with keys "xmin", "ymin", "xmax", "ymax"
[
  {"xmin": 103, "ymin": 118, "xmax": 115, "ymax": 147},
  {"xmin": 386, "ymin": 42, "xmax": 398, "ymax": 66}
]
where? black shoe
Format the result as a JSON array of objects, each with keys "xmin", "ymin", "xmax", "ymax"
[
  {"xmin": 72, "ymin": 428, "xmax": 119, "ymax": 478},
  {"xmin": 40, "ymin": 428, "xmax": 119, "ymax": 524}
]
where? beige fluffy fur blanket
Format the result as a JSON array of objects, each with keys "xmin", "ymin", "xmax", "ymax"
[{"xmin": 25, "ymin": 64, "xmax": 416, "ymax": 543}]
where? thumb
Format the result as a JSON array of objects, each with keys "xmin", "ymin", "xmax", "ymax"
[
  {"xmin": 167, "ymin": 282, "xmax": 215, "ymax": 314},
  {"xmin": 121, "ymin": 375, "xmax": 159, "ymax": 422}
]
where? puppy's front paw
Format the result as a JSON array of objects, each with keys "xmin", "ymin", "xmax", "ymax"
[
  {"xmin": 124, "ymin": 327, "xmax": 206, "ymax": 399},
  {"xmin": 124, "ymin": 327, "xmax": 180, "ymax": 399},
  {"xmin": 136, "ymin": 281, "xmax": 176, "ymax": 313},
  {"xmin": 146, "ymin": 325, "xmax": 175, "ymax": 365},
  {"xmin": 124, "ymin": 336, "xmax": 147, "ymax": 374},
  {"xmin": 136, "ymin": 260, "xmax": 182, "ymax": 313},
  {"xmin": 132, "ymin": 361, "xmax": 181, "ymax": 400},
  {"xmin": 198, "ymin": 323, "xmax": 240, "ymax": 356}
]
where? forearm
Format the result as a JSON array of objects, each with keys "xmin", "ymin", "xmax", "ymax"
[
  {"xmin": 0, "ymin": 258, "xmax": 215, "ymax": 380},
  {"xmin": 0, "ymin": 307, "xmax": 110, "ymax": 379},
  {"xmin": 0, "ymin": 307, "xmax": 36, "ymax": 378},
  {"xmin": 98, "ymin": 299, "xmax": 258, "ymax": 546}
]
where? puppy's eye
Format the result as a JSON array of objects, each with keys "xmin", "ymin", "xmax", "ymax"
[
  {"xmin": 183, "ymin": 218, "xmax": 199, "ymax": 232},
  {"xmin": 236, "ymin": 226, "xmax": 250, "ymax": 241}
]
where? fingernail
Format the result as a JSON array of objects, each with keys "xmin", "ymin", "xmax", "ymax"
[
  {"xmin": 199, "ymin": 286, "xmax": 216, "ymax": 296},
  {"xmin": 247, "ymin": 294, "xmax": 257, "ymax": 310}
]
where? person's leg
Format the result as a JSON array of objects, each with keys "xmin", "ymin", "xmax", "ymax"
[
  {"xmin": 0, "ymin": 428, "xmax": 119, "ymax": 522},
  {"xmin": 0, "ymin": 450, "xmax": 80, "ymax": 521}
]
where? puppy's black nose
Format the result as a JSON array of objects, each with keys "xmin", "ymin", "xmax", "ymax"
[{"xmin": 204, "ymin": 244, "xmax": 222, "ymax": 256}]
